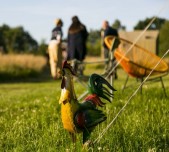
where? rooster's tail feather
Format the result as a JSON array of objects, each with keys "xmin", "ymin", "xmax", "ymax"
[{"xmin": 88, "ymin": 73, "xmax": 116, "ymax": 103}]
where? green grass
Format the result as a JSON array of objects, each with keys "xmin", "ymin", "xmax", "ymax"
[{"xmin": 0, "ymin": 68, "xmax": 169, "ymax": 152}]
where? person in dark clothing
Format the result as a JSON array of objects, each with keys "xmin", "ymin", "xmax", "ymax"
[
  {"xmin": 102, "ymin": 20, "xmax": 119, "ymax": 79},
  {"xmin": 67, "ymin": 16, "xmax": 88, "ymax": 74},
  {"xmin": 67, "ymin": 16, "xmax": 88, "ymax": 61},
  {"xmin": 51, "ymin": 19, "xmax": 63, "ymax": 40}
]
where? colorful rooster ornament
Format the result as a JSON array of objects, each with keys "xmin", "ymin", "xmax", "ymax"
[{"xmin": 59, "ymin": 61, "xmax": 116, "ymax": 145}]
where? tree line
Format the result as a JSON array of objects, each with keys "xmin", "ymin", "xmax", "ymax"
[
  {"xmin": 0, "ymin": 17, "xmax": 169, "ymax": 56},
  {"xmin": 0, "ymin": 24, "xmax": 38, "ymax": 53}
]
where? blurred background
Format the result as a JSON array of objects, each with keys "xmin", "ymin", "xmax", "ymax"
[{"xmin": 0, "ymin": 0, "xmax": 169, "ymax": 81}]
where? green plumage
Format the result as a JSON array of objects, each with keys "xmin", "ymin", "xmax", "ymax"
[
  {"xmin": 74, "ymin": 74, "xmax": 116, "ymax": 143},
  {"xmin": 59, "ymin": 61, "xmax": 116, "ymax": 145},
  {"xmin": 88, "ymin": 74, "xmax": 116, "ymax": 102}
]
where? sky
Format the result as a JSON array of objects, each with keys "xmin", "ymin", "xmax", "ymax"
[{"xmin": 1, "ymin": 0, "xmax": 169, "ymax": 43}]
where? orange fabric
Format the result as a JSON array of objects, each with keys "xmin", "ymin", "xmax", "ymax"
[{"xmin": 104, "ymin": 36, "xmax": 169, "ymax": 78}]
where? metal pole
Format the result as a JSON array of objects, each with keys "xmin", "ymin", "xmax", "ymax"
[{"xmin": 110, "ymin": 50, "xmax": 114, "ymax": 102}]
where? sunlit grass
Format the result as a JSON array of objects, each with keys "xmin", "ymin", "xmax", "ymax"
[
  {"xmin": 0, "ymin": 54, "xmax": 47, "ymax": 81},
  {"xmin": 0, "ymin": 57, "xmax": 169, "ymax": 151}
]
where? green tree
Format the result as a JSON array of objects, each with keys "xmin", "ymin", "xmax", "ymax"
[
  {"xmin": 87, "ymin": 29, "xmax": 101, "ymax": 56},
  {"xmin": 0, "ymin": 24, "xmax": 11, "ymax": 53},
  {"xmin": 112, "ymin": 19, "xmax": 126, "ymax": 30},
  {"xmin": 159, "ymin": 21, "xmax": 169, "ymax": 55},
  {"xmin": 10, "ymin": 26, "xmax": 38, "ymax": 53},
  {"xmin": 134, "ymin": 17, "xmax": 166, "ymax": 30},
  {"xmin": 0, "ymin": 26, "xmax": 6, "ymax": 53},
  {"xmin": 38, "ymin": 40, "xmax": 48, "ymax": 56},
  {"xmin": 0, "ymin": 24, "xmax": 38, "ymax": 53}
]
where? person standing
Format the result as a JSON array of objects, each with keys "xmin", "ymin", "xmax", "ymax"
[
  {"xmin": 48, "ymin": 18, "xmax": 63, "ymax": 79},
  {"xmin": 67, "ymin": 16, "xmax": 88, "ymax": 74},
  {"xmin": 102, "ymin": 20, "xmax": 119, "ymax": 78}
]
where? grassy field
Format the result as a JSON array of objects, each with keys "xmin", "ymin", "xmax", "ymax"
[
  {"xmin": 0, "ymin": 57, "xmax": 169, "ymax": 151},
  {"xmin": 0, "ymin": 54, "xmax": 47, "ymax": 81}
]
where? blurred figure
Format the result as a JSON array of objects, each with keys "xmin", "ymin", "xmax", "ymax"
[
  {"xmin": 67, "ymin": 16, "xmax": 88, "ymax": 75},
  {"xmin": 48, "ymin": 18, "xmax": 63, "ymax": 79},
  {"xmin": 102, "ymin": 20, "xmax": 119, "ymax": 79}
]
